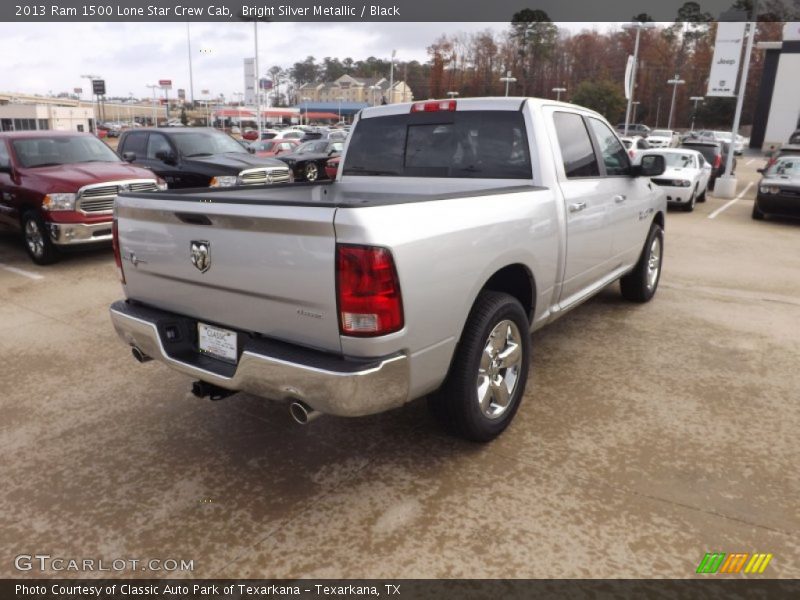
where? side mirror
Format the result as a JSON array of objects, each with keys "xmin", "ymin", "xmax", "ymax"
[
  {"xmin": 122, "ymin": 151, "xmax": 136, "ymax": 162},
  {"xmin": 636, "ymin": 154, "xmax": 666, "ymax": 177}
]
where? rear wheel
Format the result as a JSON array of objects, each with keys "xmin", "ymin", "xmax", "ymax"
[
  {"xmin": 304, "ymin": 162, "xmax": 319, "ymax": 182},
  {"xmin": 698, "ymin": 185, "xmax": 707, "ymax": 203},
  {"xmin": 429, "ymin": 291, "xmax": 530, "ymax": 442},
  {"xmin": 22, "ymin": 212, "xmax": 59, "ymax": 265},
  {"xmin": 620, "ymin": 222, "xmax": 663, "ymax": 303}
]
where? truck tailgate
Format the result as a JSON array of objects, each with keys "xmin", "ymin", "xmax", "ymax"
[{"xmin": 115, "ymin": 194, "xmax": 341, "ymax": 353}]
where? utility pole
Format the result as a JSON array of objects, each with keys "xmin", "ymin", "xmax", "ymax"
[
  {"xmin": 500, "ymin": 71, "xmax": 516, "ymax": 97},
  {"xmin": 667, "ymin": 75, "xmax": 685, "ymax": 130},
  {"xmin": 621, "ymin": 21, "xmax": 654, "ymax": 136},
  {"xmin": 388, "ymin": 49, "xmax": 396, "ymax": 104},
  {"xmin": 689, "ymin": 96, "xmax": 704, "ymax": 131},
  {"xmin": 186, "ymin": 23, "xmax": 195, "ymax": 106}
]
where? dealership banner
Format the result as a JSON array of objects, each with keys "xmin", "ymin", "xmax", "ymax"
[
  {"xmin": 4, "ymin": 0, "xmax": 800, "ymax": 22},
  {"xmin": 706, "ymin": 21, "xmax": 746, "ymax": 97}
]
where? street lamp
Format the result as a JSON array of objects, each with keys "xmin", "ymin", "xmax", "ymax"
[
  {"xmin": 666, "ymin": 75, "xmax": 685, "ymax": 130},
  {"xmin": 388, "ymin": 49, "xmax": 396, "ymax": 104},
  {"xmin": 552, "ymin": 87, "xmax": 566, "ymax": 101},
  {"xmin": 446, "ymin": 91, "xmax": 459, "ymax": 99},
  {"xmin": 81, "ymin": 73, "xmax": 101, "ymax": 132},
  {"xmin": 621, "ymin": 21, "xmax": 655, "ymax": 136},
  {"xmin": 689, "ymin": 96, "xmax": 704, "ymax": 131},
  {"xmin": 499, "ymin": 71, "xmax": 516, "ymax": 97},
  {"xmin": 145, "ymin": 83, "xmax": 159, "ymax": 125}
]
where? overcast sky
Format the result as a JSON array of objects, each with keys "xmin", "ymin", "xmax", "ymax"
[{"xmin": 0, "ymin": 22, "xmax": 618, "ymax": 102}]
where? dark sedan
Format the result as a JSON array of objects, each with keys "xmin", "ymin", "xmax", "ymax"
[
  {"xmin": 753, "ymin": 156, "xmax": 800, "ymax": 221},
  {"xmin": 680, "ymin": 140, "xmax": 736, "ymax": 190},
  {"xmin": 276, "ymin": 140, "xmax": 344, "ymax": 182}
]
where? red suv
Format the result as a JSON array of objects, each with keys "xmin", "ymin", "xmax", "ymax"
[{"xmin": 0, "ymin": 131, "xmax": 165, "ymax": 264}]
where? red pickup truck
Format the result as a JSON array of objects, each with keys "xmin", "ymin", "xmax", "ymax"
[{"xmin": 0, "ymin": 131, "xmax": 164, "ymax": 264}]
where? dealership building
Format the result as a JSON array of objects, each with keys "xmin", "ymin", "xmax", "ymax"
[
  {"xmin": 751, "ymin": 22, "xmax": 800, "ymax": 150},
  {"xmin": 0, "ymin": 103, "xmax": 95, "ymax": 133}
]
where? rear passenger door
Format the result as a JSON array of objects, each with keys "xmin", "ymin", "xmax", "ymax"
[{"xmin": 549, "ymin": 110, "xmax": 617, "ymax": 304}]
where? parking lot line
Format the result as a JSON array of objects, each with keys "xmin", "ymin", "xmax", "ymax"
[
  {"xmin": 0, "ymin": 262, "xmax": 44, "ymax": 280},
  {"xmin": 745, "ymin": 158, "xmax": 757, "ymax": 166},
  {"xmin": 708, "ymin": 182, "xmax": 754, "ymax": 220}
]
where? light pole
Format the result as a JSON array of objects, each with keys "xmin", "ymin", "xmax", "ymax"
[
  {"xmin": 552, "ymin": 87, "xmax": 566, "ymax": 101},
  {"xmin": 666, "ymin": 75, "xmax": 685, "ymax": 130},
  {"xmin": 388, "ymin": 49, "xmax": 396, "ymax": 104},
  {"xmin": 621, "ymin": 21, "xmax": 655, "ymax": 136},
  {"xmin": 500, "ymin": 71, "xmax": 516, "ymax": 97},
  {"xmin": 446, "ymin": 91, "xmax": 459, "ymax": 99},
  {"xmin": 145, "ymin": 84, "xmax": 159, "ymax": 125},
  {"xmin": 655, "ymin": 96, "xmax": 662, "ymax": 128},
  {"xmin": 81, "ymin": 73, "xmax": 101, "ymax": 132},
  {"xmin": 337, "ymin": 96, "xmax": 343, "ymax": 122},
  {"xmin": 186, "ymin": 23, "xmax": 195, "ymax": 106},
  {"xmin": 302, "ymin": 97, "xmax": 310, "ymax": 126},
  {"xmin": 689, "ymin": 96, "xmax": 704, "ymax": 131},
  {"xmin": 253, "ymin": 21, "xmax": 262, "ymax": 136}
]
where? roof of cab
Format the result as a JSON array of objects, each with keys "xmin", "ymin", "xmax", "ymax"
[{"xmin": 359, "ymin": 96, "xmax": 601, "ymax": 119}]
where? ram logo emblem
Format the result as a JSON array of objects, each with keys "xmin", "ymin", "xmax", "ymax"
[{"xmin": 190, "ymin": 240, "xmax": 211, "ymax": 273}]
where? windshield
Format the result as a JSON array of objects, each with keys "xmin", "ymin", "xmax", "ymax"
[
  {"xmin": 659, "ymin": 153, "xmax": 696, "ymax": 168},
  {"xmin": 766, "ymin": 158, "xmax": 800, "ymax": 178},
  {"xmin": 171, "ymin": 130, "xmax": 246, "ymax": 156},
  {"xmin": 650, "ymin": 130, "xmax": 672, "ymax": 137},
  {"xmin": 12, "ymin": 136, "xmax": 120, "ymax": 168}
]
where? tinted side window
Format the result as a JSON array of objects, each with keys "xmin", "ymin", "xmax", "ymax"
[
  {"xmin": 587, "ymin": 118, "xmax": 630, "ymax": 176},
  {"xmin": 122, "ymin": 132, "xmax": 148, "ymax": 157},
  {"xmin": 553, "ymin": 112, "xmax": 600, "ymax": 178},
  {"xmin": 147, "ymin": 134, "xmax": 172, "ymax": 160}
]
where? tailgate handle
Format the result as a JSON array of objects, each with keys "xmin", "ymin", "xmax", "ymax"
[{"xmin": 176, "ymin": 213, "xmax": 212, "ymax": 226}]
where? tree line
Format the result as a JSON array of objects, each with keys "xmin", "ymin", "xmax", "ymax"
[{"xmin": 271, "ymin": 2, "xmax": 793, "ymax": 130}]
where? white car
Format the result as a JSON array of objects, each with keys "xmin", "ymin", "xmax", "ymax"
[
  {"xmin": 647, "ymin": 129, "xmax": 678, "ymax": 148},
  {"xmin": 620, "ymin": 136, "xmax": 652, "ymax": 161},
  {"xmin": 638, "ymin": 148, "xmax": 712, "ymax": 212}
]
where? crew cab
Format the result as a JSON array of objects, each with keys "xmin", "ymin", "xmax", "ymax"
[
  {"xmin": 109, "ymin": 98, "xmax": 666, "ymax": 442},
  {"xmin": 117, "ymin": 127, "xmax": 292, "ymax": 189},
  {"xmin": 0, "ymin": 131, "xmax": 163, "ymax": 264}
]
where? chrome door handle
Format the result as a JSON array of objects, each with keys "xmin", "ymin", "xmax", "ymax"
[
  {"xmin": 568, "ymin": 202, "xmax": 587, "ymax": 213},
  {"xmin": 614, "ymin": 194, "xmax": 626, "ymax": 203}
]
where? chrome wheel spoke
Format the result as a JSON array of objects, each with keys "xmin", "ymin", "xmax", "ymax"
[
  {"xmin": 477, "ymin": 375, "xmax": 493, "ymax": 413},
  {"xmin": 497, "ymin": 342, "xmax": 521, "ymax": 369},
  {"xmin": 491, "ymin": 377, "xmax": 511, "ymax": 408}
]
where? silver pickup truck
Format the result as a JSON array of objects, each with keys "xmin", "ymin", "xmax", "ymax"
[{"xmin": 109, "ymin": 98, "xmax": 667, "ymax": 441}]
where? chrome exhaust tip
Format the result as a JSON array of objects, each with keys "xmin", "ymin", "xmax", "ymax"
[
  {"xmin": 289, "ymin": 401, "xmax": 321, "ymax": 425},
  {"xmin": 131, "ymin": 346, "xmax": 152, "ymax": 363}
]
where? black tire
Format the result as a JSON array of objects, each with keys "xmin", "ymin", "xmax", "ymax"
[
  {"xmin": 698, "ymin": 185, "xmax": 707, "ymax": 203},
  {"xmin": 429, "ymin": 291, "xmax": 530, "ymax": 443},
  {"xmin": 21, "ymin": 211, "xmax": 59, "ymax": 265},
  {"xmin": 304, "ymin": 162, "xmax": 319, "ymax": 182},
  {"xmin": 620, "ymin": 222, "xmax": 663, "ymax": 303},
  {"xmin": 682, "ymin": 187, "xmax": 697, "ymax": 212},
  {"xmin": 752, "ymin": 201, "xmax": 765, "ymax": 221}
]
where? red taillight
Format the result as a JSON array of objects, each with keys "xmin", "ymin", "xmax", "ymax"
[
  {"xmin": 336, "ymin": 244, "xmax": 403, "ymax": 337},
  {"xmin": 713, "ymin": 154, "xmax": 722, "ymax": 169},
  {"xmin": 410, "ymin": 100, "xmax": 456, "ymax": 113},
  {"xmin": 112, "ymin": 218, "xmax": 125, "ymax": 284}
]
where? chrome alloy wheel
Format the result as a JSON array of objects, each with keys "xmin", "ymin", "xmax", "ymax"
[
  {"xmin": 305, "ymin": 163, "xmax": 318, "ymax": 181},
  {"xmin": 24, "ymin": 218, "xmax": 45, "ymax": 259},
  {"xmin": 476, "ymin": 320, "xmax": 523, "ymax": 419},
  {"xmin": 646, "ymin": 235, "xmax": 662, "ymax": 291}
]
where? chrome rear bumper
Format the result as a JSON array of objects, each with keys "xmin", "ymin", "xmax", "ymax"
[{"xmin": 109, "ymin": 300, "xmax": 410, "ymax": 417}]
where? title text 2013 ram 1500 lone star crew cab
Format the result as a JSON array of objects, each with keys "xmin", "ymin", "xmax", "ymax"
[{"xmin": 109, "ymin": 98, "xmax": 667, "ymax": 442}]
